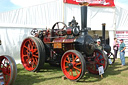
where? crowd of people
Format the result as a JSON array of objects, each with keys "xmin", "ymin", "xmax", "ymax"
[
  {"xmin": 96, "ymin": 38, "xmax": 126, "ymax": 66},
  {"xmin": 113, "ymin": 38, "xmax": 126, "ymax": 66}
]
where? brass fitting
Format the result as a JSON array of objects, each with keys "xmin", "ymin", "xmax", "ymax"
[{"xmin": 79, "ymin": 2, "xmax": 89, "ymax": 6}]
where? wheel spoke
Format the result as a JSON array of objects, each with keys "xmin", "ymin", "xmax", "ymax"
[
  {"xmin": 69, "ymin": 69, "xmax": 73, "ymax": 76},
  {"xmin": 57, "ymin": 23, "xmax": 59, "ymax": 29},
  {"xmin": 23, "ymin": 45, "xmax": 29, "ymax": 50},
  {"xmin": 33, "ymin": 58, "xmax": 38, "ymax": 66},
  {"xmin": 31, "ymin": 62, "xmax": 34, "ymax": 68},
  {"xmin": 62, "ymin": 25, "xmax": 66, "ymax": 29},
  {"xmin": 74, "ymin": 56, "xmax": 78, "ymax": 62},
  {"xmin": 33, "ymin": 55, "xmax": 38, "ymax": 58},
  {"xmin": 72, "ymin": 54, "xmax": 74, "ymax": 61},
  {"xmin": 7, "ymin": 72, "xmax": 10, "ymax": 76},
  {"xmin": 96, "ymin": 53, "xmax": 100, "ymax": 59},
  {"xmin": 75, "ymin": 69, "xmax": 78, "ymax": 75},
  {"xmin": 76, "ymin": 62, "xmax": 81, "ymax": 66},
  {"xmin": 74, "ymin": 67, "xmax": 81, "ymax": 72},
  {"xmin": 34, "ymin": 50, "xmax": 38, "ymax": 55},
  {"xmin": 65, "ymin": 60, "xmax": 70, "ymax": 63},
  {"xmin": 97, "ymin": 62, "xmax": 104, "ymax": 66},
  {"xmin": 67, "ymin": 56, "xmax": 71, "ymax": 63},
  {"xmin": 35, "ymin": 58, "xmax": 38, "ymax": 64},
  {"xmin": 26, "ymin": 59, "xmax": 30, "ymax": 66},
  {"xmin": 32, "ymin": 41, "xmax": 36, "ymax": 50},
  {"xmin": 28, "ymin": 40, "xmax": 34, "ymax": 50},
  {"xmin": 32, "ymin": 49, "xmax": 37, "ymax": 53},
  {"xmin": 65, "ymin": 66, "xmax": 69, "ymax": 69},
  {"xmin": 71, "ymin": 69, "xmax": 73, "ymax": 76},
  {"xmin": 98, "ymin": 58, "xmax": 104, "ymax": 62},
  {"xmin": 23, "ymin": 54, "xmax": 28, "ymax": 58}
]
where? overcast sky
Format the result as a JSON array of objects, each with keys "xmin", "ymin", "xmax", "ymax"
[{"xmin": 0, "ymin": 0, "xmax": 128, "ymax": 12}]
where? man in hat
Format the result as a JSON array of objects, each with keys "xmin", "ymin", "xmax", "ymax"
[
  {"xmin": 96, "ymin": 39, "xmax": 102, "ymax": 50},
  {"xmin": 119, "ymin": 39, "xmax": 126, "ymax": 66}
]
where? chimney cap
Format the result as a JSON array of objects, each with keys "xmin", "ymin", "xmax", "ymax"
[{"xmin": 79, "ymin": 2, "xmax": 89, "ymax": 6}]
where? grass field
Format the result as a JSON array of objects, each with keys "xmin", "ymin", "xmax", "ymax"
[{"xmin": 14, "ymin": 58, "xmax": 128, "ymax": 85}]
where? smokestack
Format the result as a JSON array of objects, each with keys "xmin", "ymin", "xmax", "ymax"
[
  {"xmin": 102, "ymin": 23, "xmax": 106, "ymax": 47},
  {"xmin": 79, "ymin": 2, "xmax": 89, "ymax": 34},
  {"xmin": 81, "ymin": 6, "xmax": 87, "ymax": 30}
]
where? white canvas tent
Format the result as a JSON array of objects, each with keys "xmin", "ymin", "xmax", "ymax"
[
  {"xmin": 0, "ymin": 0, "xmax": 63, "ymax": 63},
  {"xmin": 0, "ymin": 0, "xmax": 128, "ymax": 63}
]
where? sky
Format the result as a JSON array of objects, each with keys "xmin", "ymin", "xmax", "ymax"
[
  {"xmin": 0, "ymin": 0, "xmax": 54, "ymax": 12},
  {"xmin": 115, "ymin": 0, "xmax": 128, "ymax": 9},
  {"xmin": 0, "ymin": 0, "xmax": 128, "ymax": 12}
]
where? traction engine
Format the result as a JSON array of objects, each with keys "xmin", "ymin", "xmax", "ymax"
[
  {"xmin": 0, "ymin": 39, "xmax": 17, "ymax": 85},
  {"xmin": 20, "ymin": 4, "xmax": 108, "ymax": 81}
]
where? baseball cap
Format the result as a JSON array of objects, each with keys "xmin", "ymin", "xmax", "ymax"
[
  {"xmin": 120, "ymin": 39, "xmax": 123, "ymax": 41},
  {"xmin": 97, "ymin": 39, "xmax": 101, "ymax": 42}
]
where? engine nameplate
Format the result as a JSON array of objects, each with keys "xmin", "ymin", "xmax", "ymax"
[{"xmin": 53, "ymin": 43, "xmax": 62, "ymax": 49}]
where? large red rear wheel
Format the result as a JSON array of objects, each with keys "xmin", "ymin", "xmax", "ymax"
[
  {"xmin": 61, "ymin": 50, "xmax": 86, "ymax": 81},
  {"xmin": 0, "ymin": 55, "xmax": 17, "ymax": 85},
  {"xmin": 87, "ymin": 49, "xmax": 108, "ymax": 74},
  {"xmin": 20, "ymin": 37, "xmax": 45, "ymax": 72}
]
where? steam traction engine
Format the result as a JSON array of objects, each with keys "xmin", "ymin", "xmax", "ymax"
[
  {"xmin": 20, "ymin": 5, "xmax": 108, "ymax": 81},
  {"xmin": 0, "ymin": 39, "xmax": 17, "ymax": 85}
]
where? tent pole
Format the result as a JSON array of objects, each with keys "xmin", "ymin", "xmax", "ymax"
[
  {"xmin": 63, "ymin": 1, "xmax": 64, "ymax": 22},
  {"xmin": 114, "ymin": 7, "xmax": 116, "ymax": 37}
]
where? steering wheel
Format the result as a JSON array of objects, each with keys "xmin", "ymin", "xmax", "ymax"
[
  {"xmin": 30, "ymin": 28, "xmax": 38, "ymax": 36},
  {"xmin": 51, "ymin": 22, "xmax": 67, "ymax": 37}
]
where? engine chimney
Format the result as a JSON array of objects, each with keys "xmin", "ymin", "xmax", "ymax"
[
  {"xmin": 80, "ymin": 2, "xmax": 89, "ymax": 35},
  {"xmin": 81, "ymin": 6, "xmax": 87, "ymax": 30},
  {"xmin": 102, "ymin": 23, "xmax": 106, "ymax": 48}
]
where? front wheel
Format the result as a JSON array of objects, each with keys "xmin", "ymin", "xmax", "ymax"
[{"xmin": 61, "ymin": 50, "xmax": 86, "ymax": 81}]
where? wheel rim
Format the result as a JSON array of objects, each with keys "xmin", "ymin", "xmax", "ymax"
[
  {"xmin": 61, "ymin": 52, "xmax": 82, "ymax": 80},
  {"xmin": 87, "ymin": 50, "xmax": 106, "ymax": 74},
  {"xmin": 0, "ymin": 56, "xmax": 11, "ymax": 85},
  {"xmin": 21, "ymin": 38, "xmax": 39, "ymax": 71}
]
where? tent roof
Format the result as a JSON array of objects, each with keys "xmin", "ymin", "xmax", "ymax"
[{"xmin": 0, "ymin": 0, "xmax": 128, "ymax": 30}]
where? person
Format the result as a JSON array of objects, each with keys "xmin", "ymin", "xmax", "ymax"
[
  {"xmin": 119, "ymin": 39, "xmax": 126, "ymax": 66},
  {"xmin": 96, "ymin": 39, "xmax": 102, "ymax": 50},
  {"xmin": 113, "ymin": 38, "xmax": 119, "ymax": 59},
  {"xmin": 95, "ymin": 39, "xmax": 103, "ymax": 70}
]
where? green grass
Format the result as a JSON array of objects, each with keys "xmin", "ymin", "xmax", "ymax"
[{"xmin": 14, "ymin": 58, "xmax": 128, "ymax": 85}]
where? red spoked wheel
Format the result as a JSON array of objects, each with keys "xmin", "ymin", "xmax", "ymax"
[
  {"xmin": 20, "ymin": 37, "xmax": 45, "ymax": 72},
  {"xmin": 61, "ymin": 50, "xmax": 86, "ymax": 81},
  {"xmin": 0, "ymin": 55, "xmax": 17, "ymax": 85},
  {"xmin": 87, "ymin": 49, "xmax": 108, "ymax": 74}
]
